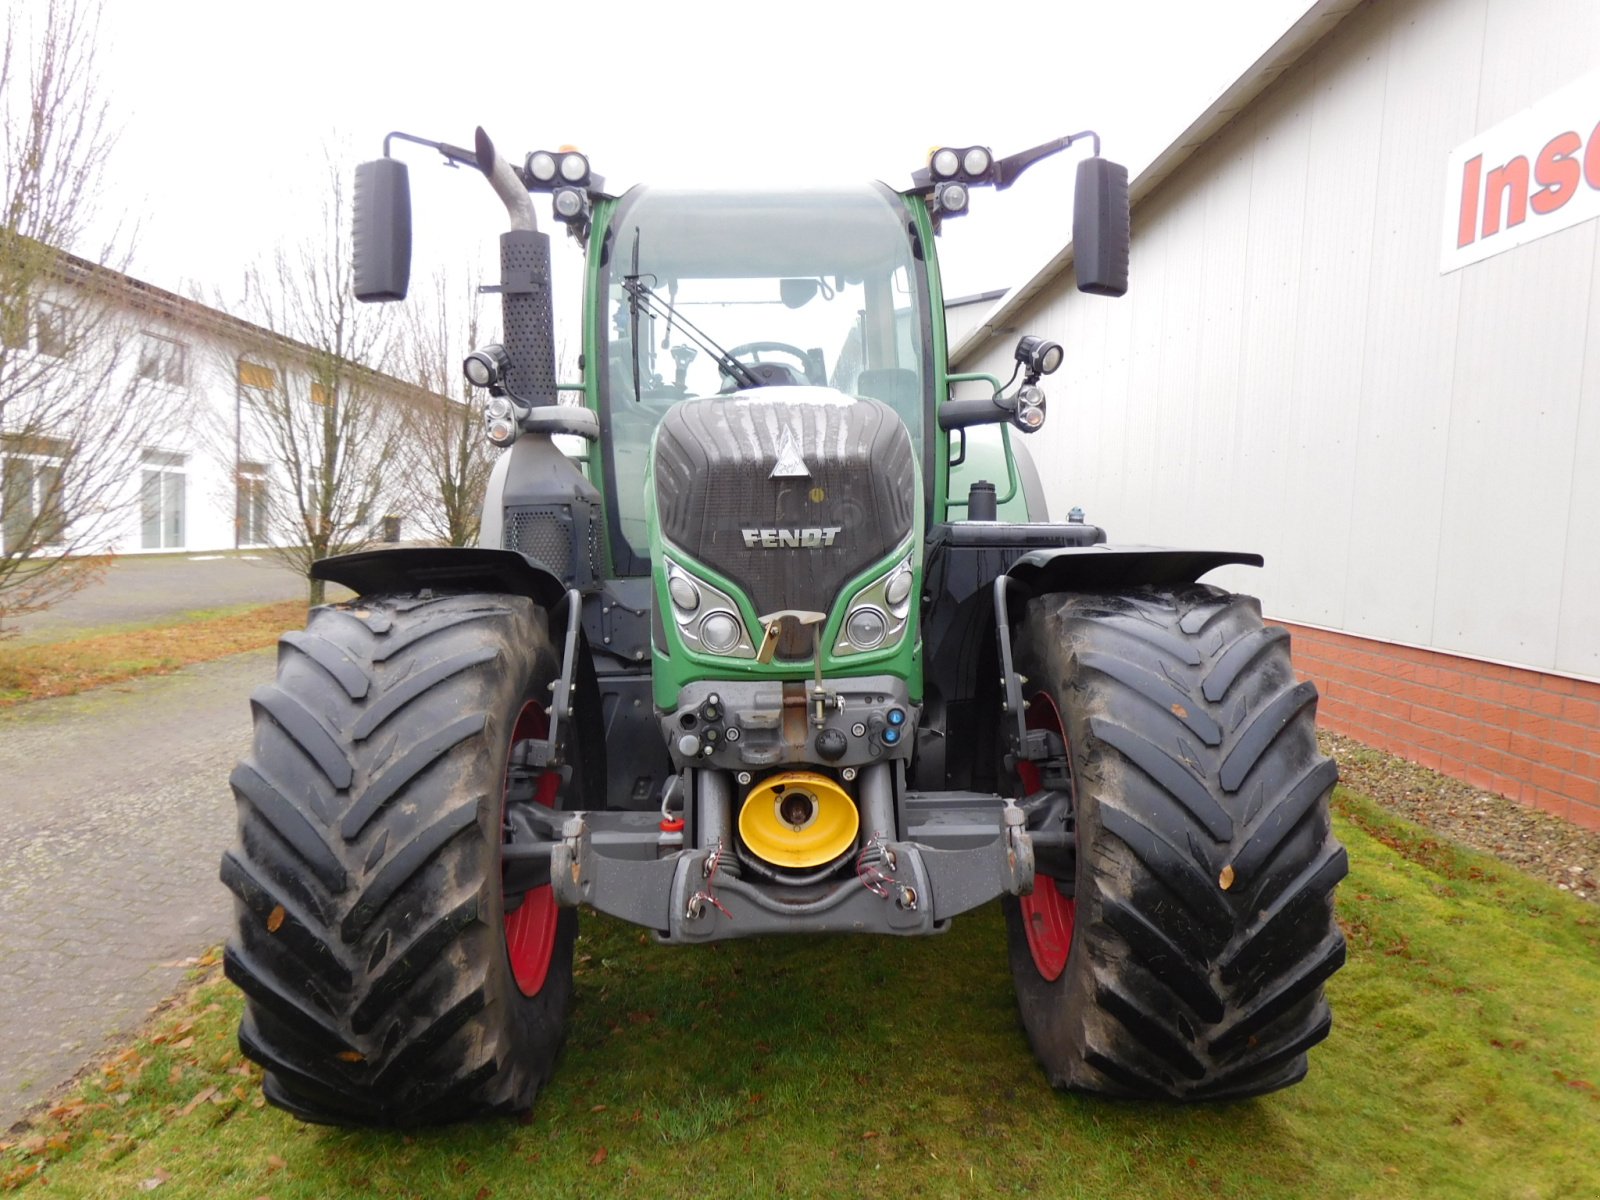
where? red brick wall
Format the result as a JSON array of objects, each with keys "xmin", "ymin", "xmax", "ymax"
[{"xmin": 1277, "ymin": 621, "xmax": 1600, "ymax": 831}]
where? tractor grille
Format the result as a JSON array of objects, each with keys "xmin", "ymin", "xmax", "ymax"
[{"xmin": 653, "ymin": 394, "xmax": 915, "ymax": 631}]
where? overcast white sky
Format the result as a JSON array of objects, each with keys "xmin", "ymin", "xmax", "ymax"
[{"xmin": 27, "ymin": 0, "xmax": 1312, "ymax": 337}]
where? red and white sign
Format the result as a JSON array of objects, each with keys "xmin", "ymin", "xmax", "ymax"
[{"xmin": 1442, "ymin": 71, "xmax": 1600, "ymax": 273}]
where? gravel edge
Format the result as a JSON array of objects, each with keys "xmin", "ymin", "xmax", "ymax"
[{"xmin": 1322, "ymin": 731, "xmax": 1598, "ymax": 903}]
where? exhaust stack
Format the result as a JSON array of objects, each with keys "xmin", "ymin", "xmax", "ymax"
[{"xmin": 475, "ymin": 126, "xmax": 558, "ymax": 408}]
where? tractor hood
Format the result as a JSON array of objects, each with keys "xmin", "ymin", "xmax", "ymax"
[{"xmin": 652, "ymin": 390, "xmax": 916, "ymax": 657}]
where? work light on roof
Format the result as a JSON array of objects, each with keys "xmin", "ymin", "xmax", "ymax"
[
  {"xmin": 931, "ymin": 148, "xmax": 961, "ymax": 179},
  {"xmin": 963, "ymin": 147, "xmax": 991, "ymax": 176},
  {"xmin": 553, "ymin": 188, "xmax": 585, "ymax": 219},
  {"xmin": 526, "ymin": 151, "xmax": 558, "ymax": 183},
  {"xmin": 935, "ymin": 182, "xmax": 969, "ymax": 215},
  {"xmin": 559, "ymin": 151, "xmax": 589, "ymax": 183}
]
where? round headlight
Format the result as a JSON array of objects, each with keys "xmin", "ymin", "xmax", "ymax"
[
  {"xmin": 931, "ymin": 148, "xmax": 960, "ymax": 178},
  {"xmin": 485, "ymin": 396, "xmax": 513, "ymax": 421},
  {"xmin": 963, "ymin": 146, "xmax": 991, "ymax": 176},
  {"xmin": 846, "ymin": 607, "xmax": 888, "ymax": 650},
  {"xmin": 700, "ymin": 611, "xmax": 741, "ymax": 653},
  {"xmin": 1041, "ymin": 344, "xmax": 1064, "ymax": 374},
  {"xmin": 559, "ymin": 152, "xmax": 589, "ymax": 182},
  {"xmin": 668, "ymin": 574, "xmax": 700, "ymax": 612},
  {"xmin": 527, "ymin": 151, "xmax": 557, "ymax": 183},
  {"xmin": 938, "ymin": 182, "xmax": 969, "ymax": 213},
  {"xmin": 884, "ymin": 569, "xmax": 913, "ymax": 609},
  {"xmin": 486, "ymin": 417, "xmax": 516, "ymax": 445},
  {"xmin": 554, "ymin": 188, "xmax": 584, "ymax": 219}
]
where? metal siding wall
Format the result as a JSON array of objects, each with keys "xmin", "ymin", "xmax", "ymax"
[
  {"xmin": 1436, "ymin": 228, "xmax": 1595, "ymax": 664},
  {"xmin": 1192, "ymin": 136, "xmax": 1256, "ymax": 558},
  {"xmin": 1471, "ymin": 0, "xmax": 1600, "ymax": 678},
  {"xmin": 1122, "ymin": 195, "xmax": 1172, "ymax": 542},
  {"xmin": 962, "ymin": 0, "xmax": 1600, "ymax": 680},
  {"xmin": 1342, "ymin": 0, "xmax": 1481, "ymax": 645},
  {"xmin": 1561, "ymin": 237, "xmax": 1600, "ymax": 676},
  {"xmin": 1275, "ymin": 19, "xmax": 1386, "ymax": 627},
  {"xmin": 1149, "ymin": 193, "xmax": 1203, "ymax": 551}
]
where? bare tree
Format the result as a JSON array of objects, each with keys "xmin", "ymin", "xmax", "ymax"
[
  {"xmin": 398, "ymin": 272, "xmax": 498, "ymax": 547},
  {"xmin": 0, "ymin": 0, "xmax": 165, "ymax": 632},
  {"xmin": 227, "ymin": 160, "xmax": 401, "ymax": 606}
]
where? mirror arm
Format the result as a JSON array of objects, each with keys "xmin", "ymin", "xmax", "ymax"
[
  {"xmin": 992, "ymin": 130, "xmax": 1101, "ymax": 191},
  {"xmin": 381, "ymin": 130, "xmax": 478, "ymax": 170}
]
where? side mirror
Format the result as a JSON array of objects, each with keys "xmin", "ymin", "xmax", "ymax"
[
  {"xmin": 352, "ymin": 158, "xmax": 413, "ymax": 302},
  {"xmin": 1073, "ymin": 157, "xmax": 1129, "ymax": 297}
]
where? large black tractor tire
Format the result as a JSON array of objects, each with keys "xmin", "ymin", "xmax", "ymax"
[
  {"xmin": 220, "ymin": 592, "xmax": 576, "ymax": 1126},
  {"xmin": 1005, "ymin": 585, "xmax": 1346, "ymax": 1100}
]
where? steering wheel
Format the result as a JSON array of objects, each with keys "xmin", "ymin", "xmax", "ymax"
[{"xmin": 722, "ymin": 341, "xmax": 822, "ymax": 387}]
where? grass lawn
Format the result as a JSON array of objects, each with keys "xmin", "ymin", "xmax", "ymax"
[
  {"xmin": 4, "ymin": 789, "xmax": 1598, "ymax": 1199},
  {"xmin": 0, "ymin": 601, "xmax": 307, "ymax": 705}
]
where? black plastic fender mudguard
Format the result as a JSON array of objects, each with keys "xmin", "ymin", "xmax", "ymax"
[
  {"xmin": 310, "ymin": 547, "xmax": 568, "ymax": 609},
  {"xmin": 1005, "ymin": 544, "xmax": 1264, "ymax": 594}
]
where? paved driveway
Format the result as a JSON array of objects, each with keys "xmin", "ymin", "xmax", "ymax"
[
  {"xmin": 4, "ymin": 554, "xmax": 313, "ymax": 645},
  {"xmin": 0, "ymin": 649, "xmax": 272, "ymax": 1129}
]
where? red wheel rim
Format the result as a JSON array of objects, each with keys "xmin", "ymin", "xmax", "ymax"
[
  {"xmin": 1017, "ymin": 690, "xmax": 1076, "ymax": 982},
  {"xmin": 504, "ymin": 700, "xmax": 560, "ymax": 997}
]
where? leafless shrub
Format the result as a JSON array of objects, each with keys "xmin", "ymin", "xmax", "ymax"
[{"xmin": 0, "ymin": 0, "xmax": 172, "ymax": 633}]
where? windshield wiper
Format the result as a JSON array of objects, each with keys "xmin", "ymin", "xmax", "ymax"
[{"xmin": 622, "ymin": 243, "xmax": 760, "ymax": 394}]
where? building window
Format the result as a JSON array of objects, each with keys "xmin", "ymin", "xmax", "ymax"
[
  {"xmin": 137, "ymin": 333, "xmax": 188, "ymax": 386},
  {"xmin": 237, "ymin": 359, "xmax": 277, "ymax": 403},
  {"xmin": 1, "ymin": 440, "xmax": 68, "ymax": 556},
  {"xmin": 237, "ymin": 462, "xmax": 269, "ymax": 546},
  {"xmin": 34, "ymin": 302, "xmax": 68, "ymax": 358},
  {"xmin": 139, "ymin": 449, "xmax": 186, "ymax": 550},
  {"xmin": 309, "ymin": 381, "xmax": 334, "ymax": 407},
  {"xmin": 1, "ymin": 300, "xmax": 27, "ymax": 351},
  {"xmin": 0, "ymin": 301, "xmax": 68, "ymax": 357}
]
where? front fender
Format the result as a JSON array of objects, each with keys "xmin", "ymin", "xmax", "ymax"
[
  {"xmin": 1006, "ymin": 545, "xmax": 1263, "ymax": 593},
  {"xmin": 310, "ymin": 547, "xmax": 568, "ymax": 609}
]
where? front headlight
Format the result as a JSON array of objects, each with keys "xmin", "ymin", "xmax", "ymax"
[
  {"xmin": 833, "ymin": 546, "xmax": 915, "ymax": 658},
  {"xmin": 664, "ymin": 558, "xmax": 755, "ymax": 658}
]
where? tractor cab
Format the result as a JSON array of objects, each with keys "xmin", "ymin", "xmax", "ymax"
[{"xmin": 595, "ymin": 183, "xmax": 932, "ymax": 572}]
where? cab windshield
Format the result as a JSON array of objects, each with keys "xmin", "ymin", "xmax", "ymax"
[{"xmin": 599, "ymin": 184, "xmax": 930, "ymax": 569}]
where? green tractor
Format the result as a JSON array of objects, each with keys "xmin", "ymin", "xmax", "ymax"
[{"xmin": 221, "ymin": 126, "xmax": 1347, "ymax": 1125}]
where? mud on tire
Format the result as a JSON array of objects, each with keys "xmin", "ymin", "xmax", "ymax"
[
  {"xmin": 221, "ymin": 592, "xmax": 575, "ymax": 1126},
  {"xmin": 1005, "ymin": 585, "xmax": 1346, "ymax": 1100}
]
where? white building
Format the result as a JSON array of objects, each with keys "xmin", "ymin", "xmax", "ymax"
[
  {"xmin": 2, "ymin": 252, "xmax": 436, "ymax": 561},
  {"xmin": 950, "ymin": 0, "xmax": 1600, "ymax": 829}
]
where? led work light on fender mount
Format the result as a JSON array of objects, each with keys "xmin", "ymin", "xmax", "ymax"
[{"xmin": 936, "ymin": 331, "xmax": 1062, "ymax": 435}]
